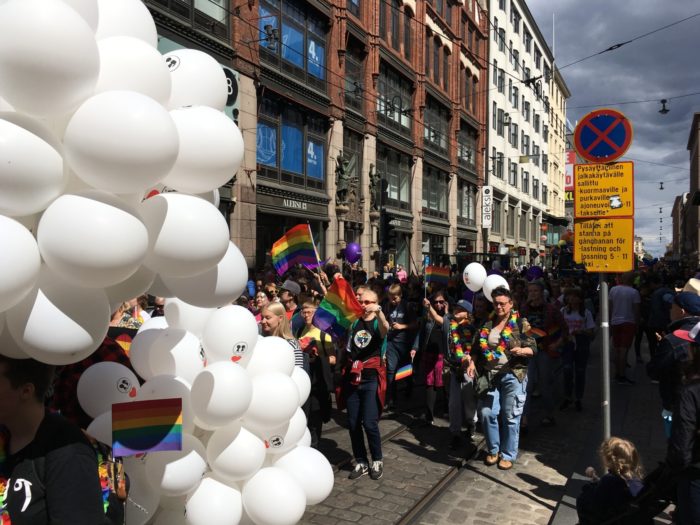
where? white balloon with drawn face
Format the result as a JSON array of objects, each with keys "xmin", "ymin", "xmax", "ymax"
[
  {"xmin": 37, "ymin": 191, "xmax": 149, "ymax": 288},
  {"xmin": 191, "ymin": 362, "xmax": 252, "ymax": 429},
  {"xmin": 251, "ymin": 407, "xmax": 306, "ymax": 456},
  {"xmin": 77, "ymin": 362, "xmax": 139, "ymax": 418},
  {"xmin": 95, "ymin": 36, "xmax": 172, "ymax": 105},
  {"xmin": 5, "ymin": 266, "xmax": 110, "ymax": 365},
  {"xmin": 145, "ymin": 433, "xmax": 207, "ymax": 497},
  {"xmin": 139, "ymin": 193, "xmax": 230, "ymax": 278},
  {"xmin": 95, "ymin": 0, "xmax": 157, "ymax": 47},
  {"xmin": 201, "ymin": 306, "xmax": 258, "ymax": 366},
  {"xmin": 160, "ymin": 106, "xmax": 244, "ymax": 194},
  {"xmin": 164, "ymin": 49, "xmax": 228, "ymax": 111},
  {"xmin": 242, "ymin": 468, "xmax": 306, "ymax": 525},
  {"xmin": 462, "ymin": 262, "xmax": 487, "ymax": 292},
  {"xmin": 207, "ymin": 423, "xmax": 266, "ymax": 482},
  {"xmin": 0, "ymin": 215, "xmax": 41, "ymax": 312},
  {"xmin": 0, "ymin": 0, "xmax": 99, "ymax": 117},
  {"xmin": 162, "ymin": 241, "xmax": 248, "ymax": 309},
  {"xmin": 63, "ymin": 90, "xmax": 179, "ymax": 194}
]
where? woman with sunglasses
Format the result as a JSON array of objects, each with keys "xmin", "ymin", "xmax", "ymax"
[
  {"xmin": 474, "ymin": 286, "xmax": 536, "ymax": 471},
  {"xmin": 254, "ymin": 291, "xmax": 270, "ymax": 324},
  {"xmin": 412, "ymin": 291, "xmax": 450, "ymax": 426}
]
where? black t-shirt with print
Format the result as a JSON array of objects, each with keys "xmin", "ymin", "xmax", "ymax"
[
  {"xmin": 349, "ymin": 318, "xmax": 384, "ymax": 379},
  {"xmin": 0, "ymin": 411, "xmax": 106, "ymax": 525}
]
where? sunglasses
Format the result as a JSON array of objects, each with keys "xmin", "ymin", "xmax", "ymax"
[
  {"xmin": 360, "ymin": 300, "xmax": 376, "ymax": 305},
  {"xmin": 432, "ymin": 300, "xmax": 446, "ymax": 305}
]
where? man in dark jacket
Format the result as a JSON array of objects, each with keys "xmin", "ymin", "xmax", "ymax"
[{"xmin": 648, "ymin": 292, "xmax": 700, "ymax": 436}]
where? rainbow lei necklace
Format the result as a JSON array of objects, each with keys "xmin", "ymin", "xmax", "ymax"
[
  {"xmin": 479, "ymin": 311, "xmax": 519, "ymax": 362},
  {"xmin": 0, "ymin": 429, "xmax": 9, "ymax": 523},
  {"xmin": 449, "ymin": 319, "xmax": 472, "ymax": 361}
]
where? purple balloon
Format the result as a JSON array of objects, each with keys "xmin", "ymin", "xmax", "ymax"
[
  {"xmin": 345, "ymin": 242, "xmax": 362, "ymax": 264},
  {"xmin": 526, "ymin": 266, "xmax": 544, "ymax": 281}
]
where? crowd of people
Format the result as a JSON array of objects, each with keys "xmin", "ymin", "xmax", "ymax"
[{"xmin": 6, "ymin": 256, "xmax": 700, "ymax": 523}]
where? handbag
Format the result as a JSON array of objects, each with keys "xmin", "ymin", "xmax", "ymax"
[{"xmin": 473, "ymin": 369, "xmax": 492, "ymax": 397}]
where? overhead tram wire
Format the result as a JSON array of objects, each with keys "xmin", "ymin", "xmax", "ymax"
[{"xmin": 568, "ymin": 90, "xmax": 700, "ymax": 110}]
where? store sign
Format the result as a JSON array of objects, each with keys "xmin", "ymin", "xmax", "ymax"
[
  {"xmin": 282, "ymin": 199, "xmax": 308, "ymax": 211},
  {"xmin": 518, "ymin": 247, "xmax": 527, "ymax": 256},
  {"xmin": 565, "ymin": 150, "xmax": 576, "ymax": 191},
  {"xmin": 488, "ymin": 242, "xmax": 499, "ymax": 254},
  {"xmin": 481, "ymin": 186, "xmax": 493, "ymax": 228}
]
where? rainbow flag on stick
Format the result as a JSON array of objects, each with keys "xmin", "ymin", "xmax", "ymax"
[
  {"xmin": 312, "ymin": 277, "xmax": 363, "ymax": 341},
  {"xmin": 395, "ymin": 363, "xmax": 413, "ymax": 381},
  {"xmin": 112, "ymin": 398, "xmax": 183, "ymax": 457},
  {"xmin": 425, "ymin": 266, "xmax": 450, "ymax": 286},
  {"xmin": 271, "ymin": 224, "xmax": 320, "ymax": 276}
]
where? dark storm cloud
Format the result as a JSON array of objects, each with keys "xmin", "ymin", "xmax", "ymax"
[{"xmin": 528, "ymin": 0, "xmax": 700, "ymax": 255}]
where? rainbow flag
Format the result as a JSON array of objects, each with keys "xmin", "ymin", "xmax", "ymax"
[
  {"xmin": 271, "ymin": 224, "xmax": 320, "ymax": 276},
  {"xmin": 527, "ymin": 327, "xmax": 547, "ymax": 338},
  {"xmin": 395, "ymin": 364, "xmax": 413, "ymax": 381},
  {"xmin": 112, "ymin": 398, "xmax": 182, "ymax": 457},
  {"xmin": 425, "ymin": 266, "xmax": 450, "ymax": 285},
  {"xmin": 312, "ymin": 277, "xmax": 363, "ymax": 341}
]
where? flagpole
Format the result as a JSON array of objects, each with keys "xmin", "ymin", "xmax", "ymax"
[{"xmin": 306, "ymin": 222, "xmax": 324, "ymax": 283}]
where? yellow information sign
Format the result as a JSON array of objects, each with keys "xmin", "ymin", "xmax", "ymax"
[
  {"xmin": 574, "ymin": 218, "xmax": 634, "ymax": 273},
  {"xmin": 574, "ymin": 162, "xmax": 634, "ymax": 218}
]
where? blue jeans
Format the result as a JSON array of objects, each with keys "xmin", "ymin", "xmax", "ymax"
[
  {"xmin": 479, "ymin": 372, "xmax": 527, "ymax": 461},
  {"xmin": 345, "ymin": 377, "xmax": 382, "ymax": 463},
  {"xmin": 563, "ymin": 335, "xmax": 591, "ymax": 401},
  {"xmin": 677, "ymin": 475, "xmax": 700, "ymax": 525},
  {"xmin": 525, "ymin": 351, "xmax": 557, "ymax": 417}
]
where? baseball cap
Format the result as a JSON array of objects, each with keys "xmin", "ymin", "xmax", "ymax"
[
  {"xmin": 453, "ymin": 300, "xmax": 473, "ymax": 313},
  {"xmin": 674, "ymin": 292, "xmax": 700, "ymax": 316},
  {"xmin": 280, "ymin": 279, "xmax": 301, "ymax": 296},
  {"xmin": 674, "ymin": 321, "xmax": 700, "ymax": 344}
]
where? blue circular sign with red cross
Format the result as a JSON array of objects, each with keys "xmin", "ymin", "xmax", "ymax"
[{"xmin": 574, "ymin": 108, "xmax": 633, "ymax": 163}]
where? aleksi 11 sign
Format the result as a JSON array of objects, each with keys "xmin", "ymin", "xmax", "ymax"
[{"xmin": 481, "ymin": 186, "xmax": 493, "ymax": 229}]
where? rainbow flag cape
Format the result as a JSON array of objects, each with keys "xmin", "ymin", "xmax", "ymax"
[
  {"xmin": 112, "ymin": 398, "xmax": 182, "ymax": 457},
  {"xmin": 271, "ymin": 224, "xmax": 320, "ymax": 276},
  {"xmin": 425, "ymin": 266, "xmax": 450, "ymax": 285},
  {"xmin": 312, "ymin": 277, "xmax": 363, "ymax": 341},
  {"xmin": 395, "ymin": 363, "xmax": 413, "ymax": 381}
]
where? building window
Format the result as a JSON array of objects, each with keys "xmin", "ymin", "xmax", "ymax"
[
  {"xmin": 379, "ymin": 0, "xmax": 386, "ymax": 38},
  {"xmin": 521, "ymin": 133, "xmax": 530, "ymax": 155},
  {"xmin": 153, "ymin": 0, "xmax": 230, "ymax": 41},
  {"xmin": 256, "ymin": 95, "xmax": 326, "ymax": 190},
  {"xmin": 457, "ymin": 126, "xmax": 477, "ymax": 170},
  {"xmin": 259, "ymin": 0, "xmax": 327, "ymax": 91},
  {"xmin": 492, "ymin": 200, "xmax": 502, "ymax": 233},
  {"xmin": 463, "ymin": 69, "xmax": 472, "ymax": 111},
  {"xmin": 404, "ymin": 10, "xmax": 412, "ymax": 60},
  {"xmin": 511, "ymin": 3, "xmax": 520, "ymax": 33},
  {"xmin": 424, "ymin": 96, "xmax": 450, "ymax": 156},
  {"xmin": 522, "ymin": 100, "xmax": 530, "ymax": 122},
  {"xmin": 512, "ymin": 49, "xmax": 519, "ymax": 72},
  {"xmin": 376, "ymin": 143, "xmax": 411, "ymax": 209},
  {"xmin": 458, "ymin": 179, "xmax": 476, "ymax": 225},
  {"xmin": 543, "ymin": 124, "xmax": 549, "ymax": 141},
  {"xmin": 377, "ymin": 62, "xmax": 413, "ymax": 136},
  {"xmin": 492, "ymin": 101, "xmax": 497, "ymax": 130},
  {"xmin": 348, "ymin": 0, "xmax": 360, "ymax": 16},
  {"xmin": 534, "ymin": 46, "xmax": 542, "ymax": 69},
  {"xmin": 521, "ymin": 169, "xmax": 529, "ymax": 193},
  {"xmin": 497, "ymin": 68, "xmax": 505, "ymax": 93},
  {"xmin": 493, "ymin": 17, "xmax": 498, "ymax": 42},
  {"xmin": 520, "ymin": 210, "xmax": 527, "ymax": 241},
  {"xmin": 493, "ymin": 60, "xmax": 498, "ymax": 85},
  {"xmin": 531, "ymin": 214, "xmax": 538, "ymax": 242},
  {"xmin": 391, "ymin": 0, "xmax": 400, "ymax": 50},
  {"xmin": 499, "ymin": 0, "xmax": 506, "ymax": 11},
  {"xmin": 532, "ymin": 144, "xmax": 539, "ymax": 164},
  {"xmin": 542, "ymin": 184, "xmax": 548, "ymax": 205},
  {"xmin": 472, "ymin": 77, "xmax": 478, "ymax": 115},
  {"xmin": 508, "ymin": 160, "xmax": 518, "ymax": 186},
  {"xmin": 509, "ymin": 122, "xmax": 519, "ymax": 148},
  {"xmin": 507, "ymin": 204, "xmax": 516, "ymax": 237},
  {"xmin": 496, "ymin": 108, "xmax": 504, "ymax": 136},
  {"xmin": 544, "ymin": 64, "xmax": 552, "ymax": 83},
  {"xmin": 523, "ymin": 28, "xmax": 532, "ymax": 53},
  {"xmin": 443, "ymin": 48, "xmax": 449, "ymax": 89},
  {"xmin": 433, "ymin": 38, "xmax": 440, "ymax": 84},
  {"xmin": 533, "ymin": 178, "xmax": 539, "ymax": 199},
  {"xmin": 498, "ymin": 28, "xmax": 505, "ymax": 52},
  {"xmin": 467, "ymin": 24, "xmax": 474, "ymax": 52},
  {"xmin": 495, "ymin": 153, "xmax": 504, "ymax": 179},
  {"xmin": 533, "ymin": 113, "xmax": 540, "ymax": 133},
  {"xmin": 422, "ymin": 165, "xmax": 449, "ymax": 219},
  {"xmin": 542, "ymin": 153, "xmax": 548, "ymax": 174},
  {"xmin": 344, "ymin": 39, "xmax": 364, "ymax": 113}
]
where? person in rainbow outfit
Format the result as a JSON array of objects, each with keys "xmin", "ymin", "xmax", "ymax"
[{"xmin": 474, "ymin": 287, "xmax": 537, "ymax": 471}]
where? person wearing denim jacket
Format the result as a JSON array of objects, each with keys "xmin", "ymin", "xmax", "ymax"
[{"xmin": 474, "ymin": 286, "xmax": 537, "ymax": 471}]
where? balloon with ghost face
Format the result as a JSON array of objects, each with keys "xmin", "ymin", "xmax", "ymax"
[{"xmin": 77, "ymin": 362, "xmax": 140, "ymax": 418}]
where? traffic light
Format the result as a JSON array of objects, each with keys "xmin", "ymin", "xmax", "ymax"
[{"xmin": 379, "ymin": 212, "xmax": 397, "ymax": 251}]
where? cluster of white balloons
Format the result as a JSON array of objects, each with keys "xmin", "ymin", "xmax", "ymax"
[
  {"xmin": 0, "ymin": 0, "xmax": 334, "ymax": 523},
  {"xmin": 81, "ymin": 302, "xmax": 334, "ymax": 525},
  {"xmin": 462, "ymin": 262, "xmax": 509, "ymax": 302}
]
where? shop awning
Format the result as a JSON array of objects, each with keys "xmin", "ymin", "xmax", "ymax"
[{"xmin": 542, "ymin": 213, "xmax": 569, "ymax": 227}]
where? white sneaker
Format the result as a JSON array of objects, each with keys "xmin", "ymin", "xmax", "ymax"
[
  {"xmin": 370, "ymin": 460, "xmax": 383, "ymax": 480},
  {"xmin": 349, "ymin": 462, "xmax": 368, "ymax": 480}
]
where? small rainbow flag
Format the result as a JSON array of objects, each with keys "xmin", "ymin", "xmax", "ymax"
[
  {"xmin": 395, "ymin": 364, "xmax": 413, "ymax": 381},
  {"xmin": 527, "ymin": 327, "xmax": 548, "ymax": 338},
  {"xmin": 425, "ymin": 266, "xmax": 450, "ymax": 285},
  {"xmin": 312, "ymin": 277, "xmax": 363, "ymax": 341},
  {"xmin": 112, "ymin": 398, "xmax": 182, "ymax": 457},
  {"xmin": 271, "ymin": 224, "xmax": 320, "ymax": 276}
]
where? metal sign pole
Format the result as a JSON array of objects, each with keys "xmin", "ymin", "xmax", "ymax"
[{"xmin": 599, "ymin": 272, "xmax": 611, "ymax": 440}]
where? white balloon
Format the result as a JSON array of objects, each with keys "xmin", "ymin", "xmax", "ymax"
[
  {"xmin": 62, "ymin": 0, "xmax": 98, "ymax": 31},
  {"xmin": 78, "ymin": 362, "xmax": 139, "ymax": 418},
  {"xmin": 0, "ymin": 216, "xmax": 41, "ymax": 312},
  {"xmin": 161, "ymin": 107, "xmax": 243, "ymax": 194},
  {"xmin": 253, "ymin": 407, "xmax": 307, "ymax": 456},
  {"xmin": 95, "ymin": 0, "xmax": 157, "ymax": 47},
  {"xmin": 164, "ymin": 298, "xmax": 214, "ymax": 339},
  {"xmin": 137, "ymin": 315, "xmax": 168, "ymax": 334},
  {"xmin": 245, "ymin": 373, "xmax": 299, "ymax": 429},
  {"xmin": 191, "ymin": 362, "xmax": 252, "ymax": 428},
  {"xmin": 123, "ymin": 454, "xmax": 161, "ymax": 525},
  {"xmin": 244, "ymin": 337, "xmax": 295, "ymax": 378},
  {"xmin": 0, "ymin": 0, "xmax": 99, "ymax": 117},
  {"xmin": 147, "ymin": 328, "xmax": 205, "ymax": 385},
  {"xmin": 290, "ymin": 367, "xmax": 311, "ymax": 406},
  {"xmin": 186, "ymin": 477, "xmax": 242, "ymax": 525},
  {"xmin": 63, "ymin": 90, "xmax": 179, "ymax": 193},
  {"xmin": 242, "ymin": 468, "xmax": 306, "ymax": 525},
  {"xmin": 139, "ymin": 193, "xmax": 230, "ymax": 278},
  {"xmin": 0, "ymin": 113, "xmax": 65, "ymax": 216},
  {"xmin": 38, "ymin": 191, "xmax": 149, "ymax": 287},
  {"xmin": 163, "ymin": 241, "xmax": 248, "ymax": 309},
  {"xmin": 148, "ymin": 274, "xmax": 175, "ymax": 299},
  {"xmin": 137, "ymin": 375, "xmax": 195, "ymax": 433},
  {"xmin": 129, "ymin": 328, "xmax": 162, "ymax": 379},
  {"xmin": 201, "ymin": 306, "xmax": 258, "ymax": 366},
  {"xmin": 298, "ymin": 428, "xmax": 312, "ymax": 448},
  {"xmin": 96, "ymin": 36, "xmax": 171, "ymax": 105},
  {"xmin": 483, "ymin": 274, "xmax": 510, "ymax": 303},
  {"xmin": 274, "ymin": 446, "xmax": 334, "ymax": 505},
  {"xmin": 164, "ymin": 49, "xmax": 228, "ymax": 111},
  {"xmin": 85, "ymin": 410, "xmax": 111, "ymax": 446},
  {"xmin": 5, "ymin": 266, "xmax": 110, "ymax": 365},
  {"xmin": 207, "ymin": 423, "xmax": 265, "ymax": 482},
  {"xmin": 463, "ymin": 262, "xmax": 487, "ymax": 292},
  {"xmin": 105, "ymin": 266, "xmax": 156, "ymax": 308},
  {"xmin": 145, "ymin": 434, "xmax": 207, "ymax": 497},
  {"xmin": 0, "ymin": 320, "xmax": 28, "ymax": 359},
  {"xmin": 194, "ymin": 189, "xmax": 220, "ymax": 208}
]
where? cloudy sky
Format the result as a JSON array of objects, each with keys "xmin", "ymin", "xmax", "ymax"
[{"xmin": 528, "ymin": 0, "xmax": 700, "ymax": 256}]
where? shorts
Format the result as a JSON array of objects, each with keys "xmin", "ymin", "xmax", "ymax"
[{"xmin": 612, "ymin": 322, "xmax": 636, "ymax": 348}]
